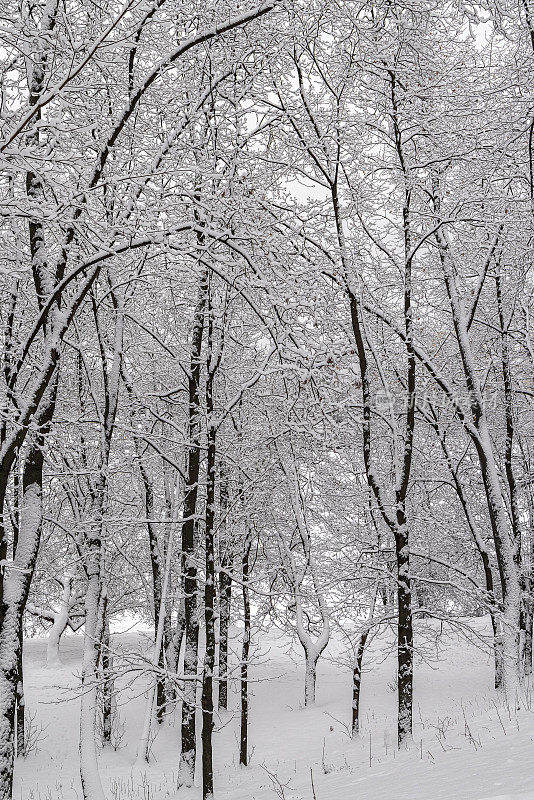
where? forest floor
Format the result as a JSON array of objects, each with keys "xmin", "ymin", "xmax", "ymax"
[{"xmin": 13, "ymin": 620, "xmax": 534, "ymax": 800}]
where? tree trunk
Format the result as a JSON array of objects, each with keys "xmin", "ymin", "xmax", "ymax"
[
  {"xmin": 352, "ymin": 632, "xmax": 368, "ymax": 736},
  {"xmin": 434, "ymin": 216, "xmax": 521, "ymax": 702},
  {"xmin": 218, "ymin": 572, "xmax": 232, "ymax": 712},
  {"xmin": 79, "ymin": 498, "xmax": 106, "ymax": 800},
  {"xmin": 165, "ymin": 598, "xmax": 185, "ymax": 704},
  {"xmin": 431, "ymin": 412, "xmax": 504, "ymax": 689},
  {"xmin": 140, "ymin": 450, "xmax": 166, "ymax": 722},
  {"xmin": 178, "ymin": 269, "xmax": 207, "ymax": 789},
  {"xmin": 0, "ymin": 432, "xmax": 49, "ymax": 795},
  {"xmin": 278, "ymin": 453, "xmax": 330, "ymax": 710},
  {"xmin": 523, "ymin": 605, "xmax": 533, "ymax": 676},
  {"xmin": 15, "ymin": 618, "xmax": 24, "ymax": 758},
  {"xmin": 396, "ymin": 514, "xmax": 413, "ymax": 747},
  {"xmin": 240, "ymin": 532, "xmax": 252, "ymax": 767},
  {"xmin": 46, "ymin": 578, "xmax": 73, "ymax": 667},
  {"xmin": 124, "ymin": 369, "xmax": 170, "ymax": 722},
  {"xmin": 13, "ymin": 461, "xmax": 24, "ymax": 759},
  {"xmin": 478, "ymin": 443, "xmax": 521, "ymax": 703},
  {"xmin": 304, "ymin": 654, "xmax": 318, "ymax": 707},
  {"xmin": 79, "ymin": 287, "xmax": 122, "ymax": 798},
  {"xmin": 101, "ymin": 616, "xmax": 113, "ymax": 745},
  {"xmin": 487, "ymin": 608, "xmax": 503, "ymax": 689},
  {"xmin": 0, "ymin": 9, "xmax": 60, "ymax": 782},
  {"xmin": 496, "ymin": 269, "xmax": 523, "ymax": 689},
  {"xmin": 218, "ymin": 467, "xmax": 231, "ymax": 712},
  {"xmin": 522, "ymin": 499, "xmax": 534, "ymax": 677},
  {"xmin": 179, "ymin": 591, "xmax": 199, "ymax": 787},
  {"xmin": 201, "ymin": 291, "xmax": 218, "ymax": 800},
  {"xmin": 201, "ymin": 424, "xmax": 216, "ymax": 800},
  {"xmin": 218, "ymin": 570, "xmax": 232, "ymax": 712},
  {"xmin": 136, "ymin": 509, "xmax": 176, "ymax": 765}
]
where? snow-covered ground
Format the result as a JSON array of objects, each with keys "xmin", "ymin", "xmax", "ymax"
[{"xmin": 14, "ymin": 622, "xmax": 534, "ymax": 800}]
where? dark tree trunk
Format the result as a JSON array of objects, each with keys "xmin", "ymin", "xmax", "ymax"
[
  {"xmin": 395, "ymin": 511, "xmax": 413, "ymax": 747},
  {"xmin": 201, "ymin": 291, "xmax": 218, "ymax": 800},
  {"xmin": 341, "ymin": 91, "xmax": 416, "ymax": 742},
  {"xmin": 13, "ymin": 463, "xmax": 24, "ymax": 758},
  {"xmin": 523, "ymin": 508, "xmax": 534, "ymax": 678},
  {"xmin": 218, "ymin": 468, "xmax": 232, "ymax": 711},
  {"xmin": 142, "ymin": 462, "xmax": 166, "ymax": 723},
  {"xmin": 523, "ymin": 602, "xmax": 533, "ymax": 676},
  {"xmin": 240, "ymin": 532, "xmax": 252, "ymax": 767},
  {"xmin": 218, "ymin": 574, "xmax": 232, "ymax": 709},
  {"xmin": 101, "ymin": 617, "xmax": 113, "ymax": 744},
  {"xmin": 178, "ymin": 269, "xmax": 207, "ymax": 789},
  {"xmin": 201, "ymin": 423, "xmax": 216, "ymax": 800}
]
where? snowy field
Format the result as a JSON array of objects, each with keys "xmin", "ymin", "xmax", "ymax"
[{"xmin": 14, "ymin": 623, "xmax": 534, "ymax": 800}]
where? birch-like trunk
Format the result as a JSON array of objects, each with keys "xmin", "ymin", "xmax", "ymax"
[
  {"xmin": 352, "ymin": 632, "xmax": 368, "ymax": 736},
  {"xmin": 395, "ymin": 515, "xmax": 413, "ymax": 746},
  {"xmin": 304, "ymin": 654, "xmax": 318, "ymax": 706},
  {"xmin": 101, "ymin": 616, "xmax": 113, "ymax": 745}
]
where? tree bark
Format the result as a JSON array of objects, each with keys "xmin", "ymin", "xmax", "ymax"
[
  {"xmin": 13, "ymin": 468, "xmax": 24, "ymax": 759},
  {"xmin": 47, "ymin": 578, "xmax": 73, "ymax": 667},
  {"xmin": 80, "ymin": 290, "xmax": 122, "ymax": 799},
  {"xmin": 218, "ymin": 467, "xmax": 232, "ymax": 712},
  {"xmin": 304, "ymin": 654, "xmax": 318, "ymax": 707},
  {"xmin": 79, "ymin": 494, "xmax": 106, "ymax": 800},
  {"xmin": 352, "ymin": 631, "xmax": 368, "ymax": 736},
  {"xmin": 101, "ymin": 616, "xmax": 113, "ymax": 745},
  {"xmin": 178, "ymin": 269, "xmax": 207, "ymax": 789},
  {"xmin": 201, "ymin": 415, "xmax": 216, "ymax": 800},
  {"xmin": 395, "ymin": 512, "xmax": 413, "ymax": 746},
  {"xmin": 523, "ymin": 604, "xmax": 533, "ymax": 676},
  {"xmin": 0, "ymin": 441, "xmax": 45, "ymax": 795},
  {"xmin": 331, "ymin": 67, "xmax": 416, "ymax": 742},
  {"xmin": 432, "ymin": 208, "xmax": 521, "ymax": 703},
  {"xmin": 15, "ymin": 618, "xmax": 24, "ymax": 758},
  {"xmin": 165, "ymin": 598, "xmax": 185, "ymax": 704},
  {"xmin": 240, "ymin": 532, "xmax": 252, "ymax": 767}
]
